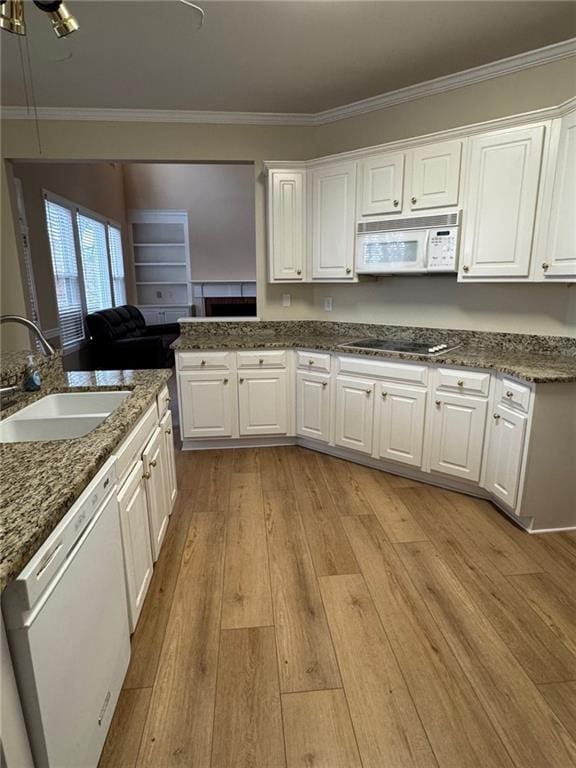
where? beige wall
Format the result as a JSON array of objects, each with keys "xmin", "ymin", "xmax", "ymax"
[
  {"xmin": 122, "ymin": 163, "xmax": 256, "ymax": 282},
  {"xmin": 2, "ymin": 56, "xmax": 576, "ymax": 350},
  {"xmin": 9, "ymin": 161, "xmax": 131, "ymax": 335}
]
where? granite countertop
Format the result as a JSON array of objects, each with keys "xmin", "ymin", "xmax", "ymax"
[
  {"xmin": 172, "ymin": 333, "xmax": 576, "ymax": 384},
  {"xmin": 0, "ymin": 367, "xmax": 172, "ymax": 592}
]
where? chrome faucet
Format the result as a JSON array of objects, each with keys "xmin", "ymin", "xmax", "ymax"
[
  {"xmin": 0, "ymin": 316, "xmax": 56, "ymax": 408},
  {"xmin": 0, "ymin": 315, "xmax": 56, "ymax": 356}
]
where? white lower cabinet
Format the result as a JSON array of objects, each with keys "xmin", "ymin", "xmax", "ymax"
[
  {"xmin": 376, "ymin": 383, "xmax": 427, "ymax": 467},
  {"xmin": 429, "ymin": 393, "xmax": 488, "ymax": 482},
  {"xmin": 238, "ymin": 369, "xmax": 288, "ymax": 436},
  {"xmin": 334, "ymin": 376, "xmax": 375, "ymax": 454},
  {"xmin": 117, "ymin": 461, "xmax": 154, "ymax": 632},
  {"xmin": 485, "ymin": 404, "xmax": 528, "ymax": 509},
  {"xmin": 160, "ymin": 409, "xmax": 178, "ymax": 512},
  {"xmin": 296, "ymin": 370, "xmax": 330, "ymax": 442},
  {"xmin": 143, "ymin": 427, "xmax": 169, "ymax": 562},
  {"xmin": 179, "ymin": 371, "xmax": 234, "ymax": 438}
]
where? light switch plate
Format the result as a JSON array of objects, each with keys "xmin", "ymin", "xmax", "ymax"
[
  {"xmin": 324, "ymin": 297, "xmax": 333, "ymax": 311},
  {"xmin": 282, "ymin": 294, "xmax": 291, "ymax": 307}
]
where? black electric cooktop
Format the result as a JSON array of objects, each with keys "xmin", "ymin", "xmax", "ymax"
[{"xmin": 338, "ymin": 338, "xmax": 461, "ymax": 356}]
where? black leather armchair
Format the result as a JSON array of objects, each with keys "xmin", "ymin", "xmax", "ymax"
[{"xmin": 85, "ymin": 306, "xmax": 180, "ymax": 370}]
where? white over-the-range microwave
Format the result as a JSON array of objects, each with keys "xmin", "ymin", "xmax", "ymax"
[{"xmin": 356, "ymin": 210, "xmax": 461, "ymax": 275}]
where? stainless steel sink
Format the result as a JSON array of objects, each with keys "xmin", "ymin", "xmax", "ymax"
[{"xmin": 0, "ymin": 391, "xmax": 131, "ymax": 443}]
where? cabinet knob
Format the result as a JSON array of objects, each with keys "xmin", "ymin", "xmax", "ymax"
[
  {"xmin": 493, "ymin": 413, "xmax": 501, "ymax": 420},
  {"xmin": 435, "ymin": 400, "xmax": 442, "ymax": 407},
  {"xmin": 259, "ymin": 359, "xmax": 264, "ymax": 365},
  {"xmin": 150, "ymin": 459, "xmax": 157, "ymax": 468},
  {"xmin": 322, "ymin": 381, "xmax": 328, "ymax": 388},
  {"xmin": 462, "ymin": 265, "xmax": 470, "ymax": 273},
  {"xmin": 346, "ymin": 267, "xmax": 352, "ymax": 274},
  {"xmin": 382, "ymin": 392, "xmax": 388, "ymax": 399},
  {"xmin": 506, "ymin": 391, "xmax": 513, "ymax": 398},
  {"xmin": 457, "ymin": 380, "xmax": 464, "ymax": 387},
  {"xmin": 411, "ymin": 196, "xmax": 417, "ymax": 205},
  {"xmin": 143, "ymin": 471, "xmax": 151, "ymax": 480},
  {"xmin": 365, "ymin": 389, "xmax": 371, "ymax": 396},
  {"xmin": 296, "ymin": 269, "xmax": 302, "ymax": 275},
  {"xmin": 223, "ymin": 378, "xmax": 229, "ymax": 385},
  {"xmin": 200, "ymin": 359, "xmax": 206, "ymax": 366},
  {"xmin": 308, "ymin": 359, "xmax": 314, "ymax": 365},
  {"xmin": 239, "ymin": 377, "xmax": 244, "ymax": 384},
  {"xmin": 166, "ymin": 428, "xmax": 172, "ymax": 435},
  {"xmin": 542, "ymin": 263, "xmax": 549, "ymax": 272},
  {"xmin": 166, "ymin": 396, "xmax": 171, "ymax": 404},
  {"xmin": 393, "ymin": 199, "xmax": 399, "ymax": 207}
]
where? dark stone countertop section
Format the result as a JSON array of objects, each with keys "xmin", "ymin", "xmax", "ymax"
[
  {"xmin": 173, "ymin": 321, "xmax": 576, "ymax": 384},
  {"xmin": 0, "ymin": 365, "xmax": 172, "ymax": 592}
]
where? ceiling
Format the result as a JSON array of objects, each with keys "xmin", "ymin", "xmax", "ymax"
[{"xmin": 1, "ymin": 1, "xmax": 575, "ymax": 114}]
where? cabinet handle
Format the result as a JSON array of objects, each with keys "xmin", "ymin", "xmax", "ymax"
[
  {"xmin": 259, "ymin": 359, "xmax": 264, "ymax": 365},
  {"xmin": 457, "ymin": 380, "xmax": 464, "ymax": 387},
  {"xmin": 223, "ymin": 378, "xmax": 229, "ymax": 385},
  {"xmin": 382, "ymin": 392, "xmax": 388, "ymax": 399},
  {"xmin": 346, "ymin": 267, "xmax": 352, "ymax": 274},
  {"xmin": 365, "ymin": 389, "xmax": 371, "ymax": 396},
  {"xmin": 435, "ymin": 400, "xmax": 442, "ymax": 407},
  {"xmin": 506, "ymin": 391, "xmax": 513, "ymax": 398},
  {"xmin": 493, "ymin": 413, "xmax": 501, "ymax": 420},
  {"xmin": 200, "ymin": 360, "xmax": 206, "ymax": 366},
  {"xmin": 411, "ymin": 196, "xmax": 417, "ymax": 205},
  {"xmin": 150, "ymin": 459, "xmax": 157, "ymax": 468},
  {"xmin": 393, "ymin": 199, "xmax": 399, "ymax": 207},
  {"xmin": 143, "ymin": 471, "xmax": 151, "ymax": 480},
  {"xmin": 239, "ymin": 377, "xmax": 244, "ymax": 384},
  {"xmin": 166, "ymin": 428, "xmax": 172, "ymax": 435},
  {"xmin": 296, "ymin": 269, "xmax": 302, "ymax": 275},
  {"xmin": 308, "ymin": 359, "xmax": 314, "ymax": 365},
  {"xmin": 166, "ymin": 396, "xmax": 171, "ymax": 404},
  {"xmin": 542, "ymin": 263, "xmax": 549, "ymax": 272},
  {"xmin": 322, "ymin": 381, "xmax": 328, "ymax": 388},
  {"xmin": 462, "ymin": 265, "xmax": 470, "ymax": 273}
]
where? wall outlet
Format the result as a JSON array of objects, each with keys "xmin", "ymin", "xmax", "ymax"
[
  {"xmin": 282, "ymin": 293, "xmax": 291, "ymax": 307},
  {"xmin": 324, "ymin": 297, "xmax": 333, "ymax": 312}
]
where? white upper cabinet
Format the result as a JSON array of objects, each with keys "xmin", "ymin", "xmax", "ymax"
[
  {"xmin": 311, "ymin": 162, "xmax": 357, "ymax": 280},
  {"xmin": 485, "ymin": 404, "xmax": 528, "ymax": 510},
  {"xmin": 409, "ymin": 140, "xmax": 462, "ymax": 211},
  {"xmin": 358, "ymin": 153, "xmax": 404, "ymax": 216},
  {"xmin": 268, "ymin": 169, "xmax": 306, "ymax": 281},
  {"xmin": 459, "ymin": 124, "xmax": 545, "ymax": 280},
  {"xmin": 375, "ymin": 383, "xmax": 427, "ymax": 468},
  {"xmin": 238, "ymin": 369, "xmax": 288, "ymax": 436},
  {"xmin": 539, "ymin": 109, "xmax": 576, "ymax": 279}
]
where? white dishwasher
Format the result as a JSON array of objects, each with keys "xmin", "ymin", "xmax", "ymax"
[{"xmin": 2, "ymin": 458, "xmax": 131, "ymax": 768}]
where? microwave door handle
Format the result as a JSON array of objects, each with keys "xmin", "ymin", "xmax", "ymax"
[{"xmin": 422, "ymin": 230, "xmax": 431, "ymax": 271}]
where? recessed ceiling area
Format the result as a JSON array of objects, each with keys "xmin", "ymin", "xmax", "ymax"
[{"xmin": 1, "ymin": 1, "xmax": 575, "ymax": 114}]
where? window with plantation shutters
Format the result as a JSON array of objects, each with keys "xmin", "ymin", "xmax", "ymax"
[
  {"xmin": 107, "ymin": 225, "xmax": 127, "ymax": 305},
  {"xmin": 43, "ymin": 191, "xmax": 127, "ymax": 348},
  {"xmin": 44, "ymin": 198, "xmax": 85, "ymax": 347}
]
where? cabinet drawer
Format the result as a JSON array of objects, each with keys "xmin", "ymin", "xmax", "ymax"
[
  {"xmin": 436, "ymin": 368, "xmax": 490, "ymax": 396},
  {"xmin": 177, "ymin": 351, "xmax": 233, "ymax": 371},
  {"xmin": 296, "ymin": 350, "xmax": 331, "ymax": 372},
  {"xmin": 498, "ymin": 377, "xmax": 531, "ymax": 413},
  {"xmin": 115, "ymin": 403, "xmax": 158, "ymax": 484},
  {"xmin": 157, "ymin": 385, "xmax": 170, "ymax": 419},
  {"xmin": 337, "ymin": 355, "xmax": 428, "ymax": 385},
  {"xmin": 237, "ymin": 350, "xmax": 287, "ymax": 368}
]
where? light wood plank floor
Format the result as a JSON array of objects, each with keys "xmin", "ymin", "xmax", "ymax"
[{"xmin": 100, "ymin": 446, "xmax": 576, "ymax": 768}]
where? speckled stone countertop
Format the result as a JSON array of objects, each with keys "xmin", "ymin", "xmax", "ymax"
[
  {"xmin": 173, "ymin": 321, "xmax": 576, "ymax": 383},
  {"xmin": 0, "ymin": 362, "xmax": 172, "ymax": 591}
]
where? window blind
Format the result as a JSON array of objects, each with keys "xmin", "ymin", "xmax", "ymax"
[
  {"xmin": 44, "ymin": 199, "xmax": 85, "ymax": 347},
  {"xmin": 107, "ymin": 225, "xmax": 127, "ymax": 305},
  {"xmin": 77, "ymin": 213, "xmax": 113, "ymax": 315}
]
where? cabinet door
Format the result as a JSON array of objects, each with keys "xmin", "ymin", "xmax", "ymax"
[
  {"xmin": 296, "ymin": 370, "xmax": 330, "ymax": 442},
  {"xmin": 311, "ymin": 162, "xmax": 357, "ymax": 279},
  {"xmin": 143, "ymin": 427, "xmax": 169, "ymax": 562},
  {"xmin": 460, "ymin": 125, "xmax": 544, "ymax": 279},
  {"xmin": 160, "ymin": 409, "xmax": 178, "ymax": 513},
  {"xmin": 118, "ymin": 462, "xmax": 154, "ymax": 632},
  {"xmin": 334, "ymin": 376, "xmax": 375, "ymax": 454},
  {"xmin": 376, "ymin": 383, "xmax": 427, "ymax": 467},
  {"xmin": 268, "ymin": 170, "xmax": 306, "ymax": 281},
  {"xmin": 409, "ymin": 140, "xmax": 462, "ymax": 210},
  {"xmin": 179, "ymin": 372, "xmax": 234, "ymax": 438},
  {"xmin": 485, "ymin": 405, "xmax": 527, "ymax": 509},
  {"xmin": 429, "ymin": 393, "xmax": 488, "ymax": 482},
  {"xmin": 238, "ymin": 370, "xmax": 288, "ymax": 436},
  {"xmin": 542, "ymin": 110, "xmax": 576, "ymax": 279},
  {"xmin": 359, "ymin": 153, "xmax": 404, "ymax": 216}
]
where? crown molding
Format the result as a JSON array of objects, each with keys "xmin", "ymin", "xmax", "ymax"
[{"xmin": 2, "ymin": 38, "xmax": 574, "ymax": 127}]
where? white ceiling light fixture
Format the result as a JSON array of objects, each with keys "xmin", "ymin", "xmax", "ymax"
[{"xmin": 0, "ymin": 0, "xmax": 79, "ymax": 38}]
